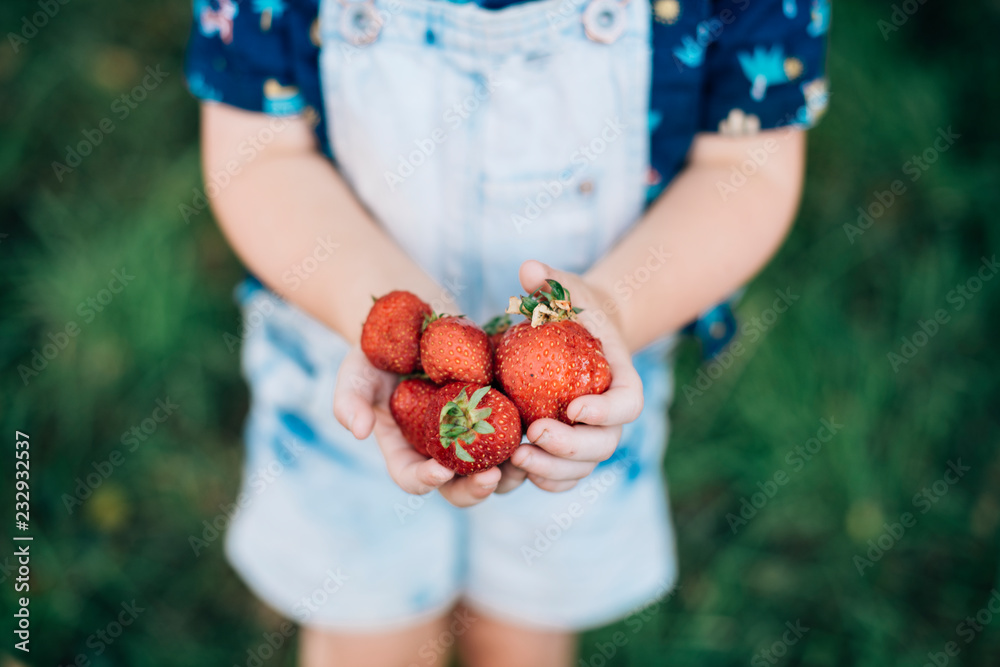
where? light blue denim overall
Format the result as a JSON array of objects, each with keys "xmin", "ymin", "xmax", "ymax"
[{"xmin": 226, "ymin": 0, "xmax": 678, "ymax": 631}]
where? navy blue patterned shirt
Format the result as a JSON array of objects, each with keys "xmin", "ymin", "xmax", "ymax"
[{"xmin": 185, "ymin": 0, "xmax": 830, "ymax": 355}]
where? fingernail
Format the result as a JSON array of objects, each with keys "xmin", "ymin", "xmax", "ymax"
[
  {"xmin": 480, "ymin": 482, "xmax": 499, "ymax": 491},
  {"xmin": 432, "ymin": 470, "xmax": 451, "ymax": 483},
  {"xmin": 346, "ymin": 412, "xmax": 356, "ymax": 431},
  {"xmin": 514, "ymin": 448, "xmax": 533, "ymax": 467},
  {"xmin": 534, "ymin": 429, "xmax": 550, "ymax": 445},
  {"xmin": 573, "ymin": 407, "xmax": 588, "ymax": 423}
]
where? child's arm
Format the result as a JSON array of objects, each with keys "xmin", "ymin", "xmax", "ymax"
[
  {"xmin": 508, "ymin": 128, "xmax": 806, "ymax": 488},
  {"xmin": 202, "ymin": 103, "xmax": 501, "ymax": 506},
  {"xmin": 588, "ymin": 128, "xmax": 806, "ymax": 351},
  {"xmin": 201, "ymin": 103, "xmax": 443, "ymax": 337}
]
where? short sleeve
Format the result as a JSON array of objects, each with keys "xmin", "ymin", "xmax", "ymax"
[
  {"xmin": 699, "ymin": 0, "xmax": 830, "ymax": 134},
  {"xmin": 185, "ymin": 0, "xmax": 307, "ymax": 116}
]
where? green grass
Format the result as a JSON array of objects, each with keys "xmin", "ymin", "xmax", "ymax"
[{"xmin": 2, "ymin": 1, "xmax": 999, "ymax": 665}]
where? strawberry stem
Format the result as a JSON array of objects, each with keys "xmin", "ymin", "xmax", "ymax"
[
  {"xmin": 505, "ymin": 279, "xmax": 580, "ymax": 327},
  {"xmin": 438, "ymin": 386, "xmax": 494, "ymax": 463},
  {"xmin": 483, "ymin": 313, "xmax": 512, "ymax": 336}
]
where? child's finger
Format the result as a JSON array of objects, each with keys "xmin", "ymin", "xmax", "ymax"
[
  {"xmin": 566, "ymin": 383, "xmax": 644, "ymax": 428},
  {"xmin": 524, "ymin": 420, "xmax": 622, "ymax": 462},
  {"xmin": 373, "ymin": 409, "xmax": 454, "ymax": 494},
  {"xmin": 438, "ymin": 468, "xmax": 502, "ymax": 507},
  {"xmin": 518, "ymin": 260, "xmax": 582, "ymax": 303},
  {"xmin": 511, "ymin": 444, "xmax": 598, "ymax": 481},
  {"xmin": 566, "ymin": 328, "xmax": 644, "ymax": 427},
  {"xmin": 335, "ymin": 392, "xmax": 376, "ymax": 440},
  {"xmin": 333, "ymin": 347, "xmax": 389, "ymax": 439},
  {"xmin": 527, "ymin": 475, "xmax": 579, "ymax": 494},
  {"xmin": 566, "ymin": 341, "xmax": 643, "ymax": 427},
  {"xmin": 495, "ymin": 461, "xmax": 528, "ymax": 494},
  {"xmin": 401, "ymin": 459, "xmax": 457, "ymax": 495}
]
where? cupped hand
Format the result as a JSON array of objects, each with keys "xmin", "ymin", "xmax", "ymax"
[
  {"xmin": 506, "ymin": 260, "xmax": 644, "ymax": 493},
  {"xmin": 333, "ymin": 346, "xmax": 502, "ymax": 507}
]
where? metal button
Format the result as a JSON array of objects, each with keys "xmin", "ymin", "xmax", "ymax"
[
  {"xmin": 578, "ymin": 179, "xmax": 594, "ymax": 195},
  {"xmin": 583, "ymin": 0, "xmax": 627, "ymax": 45},
  {"xmin": 340, "ymin": 1, "xmax": 382, "ymax": 46}
]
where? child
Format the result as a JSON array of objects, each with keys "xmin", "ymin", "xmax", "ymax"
[{"xmin": 186, "ymin": 0, "xmax": 828, "ymax": 664}]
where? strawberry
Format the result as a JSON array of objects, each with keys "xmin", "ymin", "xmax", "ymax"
[
  {"xmin": 361, "ymin": 291, "xmax": 432, "ymax": 374},
  {"xmin": 389, "ymin": 377, "xmax": 439, "ymax": 456},
  {"xmin": 483, "ymin": 313, "xmax": 512, "ymax": 352},
  {"xmin": 494, "ymin": 280, "xmax": 612, "ymax": 427},
  {"xmin": 424, "ymin": 383, "xmax": 522, "ymax": 475},
  {"xmin": 419, "ymin": 315, "xmax": 492, "ymax": 385}
]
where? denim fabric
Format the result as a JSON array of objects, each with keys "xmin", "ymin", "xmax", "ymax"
[{"xmin": 224, "ymin": 0, "xmax": 679, "ymax": 630}]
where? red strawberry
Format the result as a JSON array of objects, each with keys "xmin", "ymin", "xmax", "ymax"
[
  {"xmin": 424, "ymin": 383, "xmax": 522, "ymax": 475},
  {"xmin": 361, "ymin": 291, "xmax": 432, "ymax": 374},
  {"xmin": 420, "ymin": 315, "xmax": 492, "ymax": 385},
  {"xmin": 483, "ymin": 313, "xmax": 512, "ymax": 353},
  {"xmin": 494, "ymin": 280, "xmax": 612, "ymax": 428},
  {"xmin": 389, "ymin": 378, "xmax": 439, "ymax": 456}
]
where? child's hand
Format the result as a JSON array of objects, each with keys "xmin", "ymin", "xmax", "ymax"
[
  {"xmin": 505, "ymin": 260, "xmax": 644, "ymax": 493},
  {"xmin": 334, "ymin": 347, "xmax": 503, "ymax": 507}
]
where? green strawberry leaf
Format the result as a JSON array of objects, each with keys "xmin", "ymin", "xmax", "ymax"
[
  {"xmin": 459, "ymin": 432, "xmax": 476, "ymax": 445},
  {"xmin": 454, "ymin": 442, "xmax": 475, "ymax": 462},
  {"xmin": 546, "ymin": 279, "xmax": 566, "ymax": 301},
  {"xmin": 441, "ymin": 424, "xmax": 469, "ymax": 437},
  {"xmin": 469, "ymin": 386, "xmax": 491, "ymax": 409},
  {"xmin": 520, "ymin": 295, "xmax": 539, "ymax": 317},
  {"xmin": 441, "ymin": 402, "xmax": 463, "ymax": 420},
  {"xmin": 470, "ymin": 407, "xmax": 492, "ymax": 421},
  {"xmin": 472, "ymin": 421, "xmax": 495, "ymax": 434}
]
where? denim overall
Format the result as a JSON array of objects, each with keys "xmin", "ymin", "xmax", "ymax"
[{"xmin": 226, "ymin": 0, "xmax": 677, "ymax": 630}]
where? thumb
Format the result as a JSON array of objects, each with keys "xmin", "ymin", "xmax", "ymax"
[{"xmin": 519, "ymin": 260, "xmax": 572, "ymax": 295}]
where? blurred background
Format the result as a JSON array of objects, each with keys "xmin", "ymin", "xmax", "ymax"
[{"xmin": 1, "ymin": 0, "xmax": 999, "ymax": 665}]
